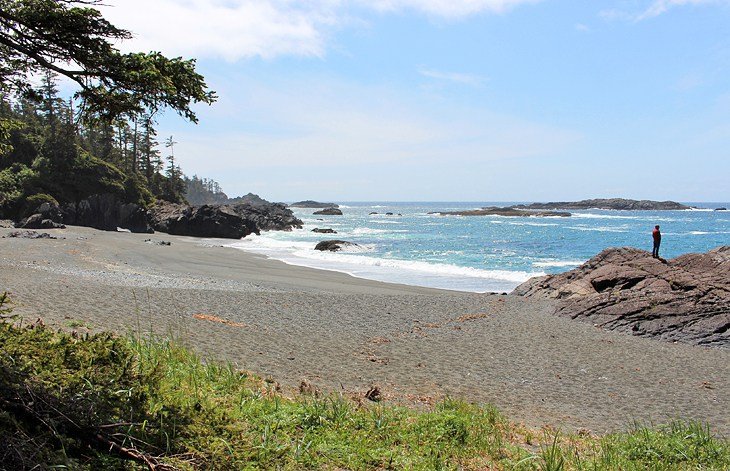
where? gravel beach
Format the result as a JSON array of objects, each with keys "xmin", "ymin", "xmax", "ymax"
[{"xmin": 1, "ymin": 226, "xmax": 728, "ymax": 435}]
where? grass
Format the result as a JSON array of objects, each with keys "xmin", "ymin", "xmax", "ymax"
[{"xmin": 0, "ymin": 293, "xmax": 728, "ymax": 469}]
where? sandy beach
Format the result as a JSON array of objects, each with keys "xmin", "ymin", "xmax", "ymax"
[{"xmin": 1, "ymin": 225, "xmax": 728, "ymax": 436}]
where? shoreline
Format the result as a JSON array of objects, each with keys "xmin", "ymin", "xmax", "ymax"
[{"xmin": 1, "ymin": 225, "xmax": 728, "ymax": 435}]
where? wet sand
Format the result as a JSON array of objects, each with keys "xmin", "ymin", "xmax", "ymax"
[{"xmin": 1, "ymin": 225, "xmax": 728, "ymax": 435}]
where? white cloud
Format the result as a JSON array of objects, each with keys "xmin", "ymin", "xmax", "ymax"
[
  {"xmin": 418, "ymin": 67, "xmax": 485, "ymax": 85},
  {"xmin": 601, "ymin": 0, "xmax": 728, "ymax": 22},
  {"xmin": 98, "ymin": 0, "xmax": 542, "ymax": 60},
  {"xmin": 361, "ymin": 0, "xmax": 542, "ymax": 18}
]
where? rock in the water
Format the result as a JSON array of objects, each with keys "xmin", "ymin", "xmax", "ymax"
[
  {"xmin": 435, "ymin": 206, "xmax": 571, "ymax": 217},
  {"xmin": 62, "ymin": 194, "xmax": 153, "ymax": 233},
  {"xmin": 369, "ymin": 212, "xmax": 378, "ymax": 215},
  {"xmin": 513, "ymin": 198, "xmax": 690, "ymax": 211},
  {"xmin": 312, "ymin": 228, "xmax": 337, "ymax": 234},
  {"xmin": 514, "ymin": 246, "xmax": 730, "ymax": 347},
  {"xmin": 314, "ymin": 240, "xmax": 359, "ymax": 252},
  {"xmin": 716, "ymin": 207, "xmax": 727, "ymax": 211},
  {"xmin": 313, "ymin": 207, "xmax": 343, "ymax": 216},
  {"xmin": 290, "ymin": 200, "xmax": 339, "ymax": 208},
  {"xmin": 231, "ymin": 201, "xmax": 303, "ymax": 232}
]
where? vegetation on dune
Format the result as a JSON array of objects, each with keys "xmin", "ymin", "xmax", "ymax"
[{"xmin": 0, "ymin": 294, "xmax": 728, "ymax": 470}]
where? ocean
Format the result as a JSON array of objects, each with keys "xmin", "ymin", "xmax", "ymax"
[{"xmin": 229, "ymin": 202, "xmax": 730, "ymax": 293}]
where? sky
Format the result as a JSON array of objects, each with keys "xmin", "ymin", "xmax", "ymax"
[{"xmin": 96, "ymin": 0, "xmax": 730, "ymax": 202}]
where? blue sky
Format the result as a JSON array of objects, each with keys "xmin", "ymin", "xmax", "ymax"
[{"xmin": 99, "ymin": 0, "xmax": 730, "ymax": 202}]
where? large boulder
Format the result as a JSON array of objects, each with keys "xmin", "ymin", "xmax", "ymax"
[
  {"xmin": 15, "ymin": 213, "xmax": 65, "ymax": 229},
  {"xmin": 514, "ymin": 246, "xmax": 730, "ymax": 347},
  {"xmin": 148, "ymin": 197, "xmax": 303, "ymax": 239},
  {"xmin": 312, "ymin": 228, "xmax": 337, "ymax": 234},
  {"xmin": 62, "ymin": 194, "xmax": 152, "ymax": 233},
  {"xmin": 149, "ymin": 203, "xmax": 258, "ymax": 239}
]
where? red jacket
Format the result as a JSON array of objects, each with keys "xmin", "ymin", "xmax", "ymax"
[{"xmin": 652, "ymin": 228, "xmax": 661, "ymax": 243}]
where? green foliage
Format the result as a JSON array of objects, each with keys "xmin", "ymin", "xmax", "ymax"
[
  {"xmin": 18, "ymin": 191, "xmax": 57, "ymax": 218},
  {"xmin": 0, "ymin": 162, "xmax": 40, "ymax": 217},
  {"xmin": 0, "ymin": 0, "xmax": 216, "ymax": 122},
  {"xmin": 1, "ymin": 317, "xmax": 727, "ymax": 470}
]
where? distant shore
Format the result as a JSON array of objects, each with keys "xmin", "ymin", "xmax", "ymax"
[{"xmin": 1, "ymin": 225, "xmax": 728, "ymax": 435}]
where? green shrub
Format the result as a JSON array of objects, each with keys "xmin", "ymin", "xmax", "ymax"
[
  {"xmin": 0, "ymin": 163, "xmax": 40, "ymax": 218},
  {"xmin": 18, "ymin": 192, "xmax": 59, "ymax": 218}
]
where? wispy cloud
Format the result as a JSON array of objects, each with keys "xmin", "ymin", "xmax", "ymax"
[
  {"xmin": 600, "ymin": 0, "xmax": 728, "ymax": 22},
  {"xmin": 418, "ymin": 67, "xmax": 485, "ymax": 85},
  {"xmin": 98, "ymin": 0, "xmax": 543, "ymax": 60},
  {"xmin": 574, "ymin": 23, "xmax": 590, "ymax": 32}
]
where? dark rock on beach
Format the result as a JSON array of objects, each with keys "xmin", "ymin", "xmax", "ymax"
[
  {"xmin": 314, "ymin": 240, "xmax": 359, "ymax": 252},
  {"xmin": 434, "ymin": 207, "xmax": 571, "ymax": 217},
  {"xmin": 149, "ymin": 197, "xmax": 303, "ymax": 239},
  {"xmin": 290, "ymin": 200, "xmax": 339, "ymax": 209},
  {"xmin": 312, "ymin": 228, "xmax": 337, "ymax": 234},
  {"xmin": 514, "ymin": 246, "xmax": 730, "ymax": 347},
  {"xmin": 513, "ymin": 198, "xmax": 691, "ymax": 211},
  {"xmin": 6, "ymin": 230, "xmax": 58, "ymax": 239},
  {"xmin": 62, "ymin": 194, "xmax": 153, "ymax": 233},
  {"xmin": 313, "ymin": 208, "xmax": 343, "ymax": 216},
  {"xmin": 150, "ymin": 203, "xmax": 258, "ymax": 239},
  {"xmin": 16, "ymin": 213, "xmax": 65, "ymax": 230}
]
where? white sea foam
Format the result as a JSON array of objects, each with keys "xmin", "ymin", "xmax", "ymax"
[
  {"xmin": 568, "ymin": 226, "xmax": 629, "ymax": 233},
  {"xmin": 370, "ymin": 220, "xmax": 402, "ymax": 225},
  {"xmin": 351, "ymin": 227, "xmax": 408, "ymax": 235},
  {"xmin": 229, "ymin": 233, "xmax": 542, "ymax": 292},
  {"xmin": 533, "ymin": 260, "xmax": 585, "ymax": 268},
  {"xmin": 571, "ymin": 213, "xmax": 640, "ymax": 220}
]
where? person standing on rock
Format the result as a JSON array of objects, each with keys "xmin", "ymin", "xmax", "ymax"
[{"xmin": 652, "ymin": 225, "xmax": 661, "ymax": 258}]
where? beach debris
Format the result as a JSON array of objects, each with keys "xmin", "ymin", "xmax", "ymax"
[
  {"xmin": 364, "ymin": 386, "xmax": 382, "ymax": 402},
  {"xmin": 5, "ymin": 230, "xmax": 58, "ymax": 239},
  {"xmin": 144, "ymin": 239, "xmax": 172, "ymax": 246},
  {"xmin": 299, "ymin": 380, "xmax": 320, "ymax": 396},
  {"xmin": 192, "ymin": 313, "xmax": 248, "ymax": 328}
]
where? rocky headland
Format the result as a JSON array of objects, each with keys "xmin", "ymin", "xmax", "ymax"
[
  {"xmin": 290, "ymin": 200, "xmax": 339, "ymax": 208},
  {"xmin": 433, "ymin": 207, "xmax": 571, "ymax": 217},
  {"xmin": 513, "ymin": 198, "xmax": 691, "ymax": 211},
  {"xmin": 514, "ymin": 246, "xmax": 730, "ymax": 347}
]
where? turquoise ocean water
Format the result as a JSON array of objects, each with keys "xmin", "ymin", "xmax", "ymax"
[{"xmin": 230, "ymin": 202, "xmax": 730, "ymax": 293}]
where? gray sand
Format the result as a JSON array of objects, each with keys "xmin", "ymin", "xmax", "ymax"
[{"xmin": 1, "ymin": 226, "xmax": 728, "ymax": 435}]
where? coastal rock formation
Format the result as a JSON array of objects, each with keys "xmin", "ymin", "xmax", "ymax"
[
  {"xmin": 290, "ymin": 200, "xmax": 339, "ymax": 209},
  {"xmin": 514, "ymin": 247, "xmax": 730, "ymax": 347},
  {"xmin": 513, "ymin": 198, "xmax": 691, "ymax": 211},
  {"xmin": 62, "ymin": 194, "xmax": 153, "ymax": 233},
  {"xmin": 434, "ymin": 207, "xmax": 571, "ymax": 217},
  {"xmin": 716, "ymin": 207, "xmax": 727, "ymax": 211},
  {"xmin": 314, "ymin": 240, "xmax": 359, "ymax": 252},
  {"xmin": 149, "ymin": 197, "xmax": 303, "ymax": 239},
  {"xmin": 231, "ymin": 201, "xmax": 303, "ymax": 232},
  {"xmin": 312, "ymin": 228, "xmax": 337, "ymax": 234},
  {"xmin": 313, "ymin": 208, "xmax": 343, "ymax": 216},
  {"xmin": 149, "ymin": 203, "xmax": 258, "ymax": 239},
  {"xmin": 6, "ymin": 230, "xmax": 58, "ymax": 239},
  {"xmin": 15, "ymin": 213, "xmax": 66, "ymax": 229}
]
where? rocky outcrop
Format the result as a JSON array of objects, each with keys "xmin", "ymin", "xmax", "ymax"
[
  {"xmin": 433, "ymin": 207, "xmax": 571, "ymax": 217},
  {"xmin": 514, "ymin": 247, "xmax": 730, "ymax": 347},
  {"xmin": 230, "ymin": 201, "xmax": 302, "ymax": 232},
  {"xmin": 313, "ymin": 208, "xmax": 343, "ymax": 216},
  {"xmin": 314, "ymin": 240, "xmax": 359, "ymax": 252},
  {"xmin": 6, "ymin": 230, "xmax": 58, "ymax": 239},
  {"xmin": 62, "ymin": 194, "xmax": 153, "ymax": 233},
  {"xmin": 149, "ymin": 197, "xmax": 303, "ymax": 239},
  {"xmin": 716, "ymin": 207, "xmax": 727, "ymax": 211},
  {"xmin": 149, "ymin": 203, "xmax": 258, "ymax": 239},
  {"xmin": 312, "ymin": 228, "xmax": 337, "ymax": 234},
  {"xmin": 15, "ymin": 214, "xmax": 65, "ymax": 229},
  {"xmin": 513, "ymin": 198, "xmax": 691, "ymax": 211},
  {"xmin": 290, "ymin": 200, "xmax": 339, "ymax": 208}
]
